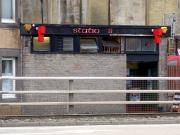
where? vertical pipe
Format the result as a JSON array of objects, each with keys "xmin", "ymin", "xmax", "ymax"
[
  {"xmin": 41, "ymin": 0, "xmax": 44, "ymax": 24},
  {"xmin": 80, "ymin": 0, "xmax": 82, "ymax": 24},
  {"xmin": 145, "ymin": 0, "xmax": 149, "ymax": 25},
  {"xmin": 0, "ymin": 0, "xmax": 2, "ymax": 21},
  {"xmin": 108, "ymin": 0, "xmax": 110, "ymax": 25}
]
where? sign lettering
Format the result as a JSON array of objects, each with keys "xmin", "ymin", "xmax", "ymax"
[
  {"xmin": 108, "ymin": 28, "xmax": 113, "ymax": 34},
  {"xmin": 73, "ymin": 28, "xmax": 100, "ymax": 34}
]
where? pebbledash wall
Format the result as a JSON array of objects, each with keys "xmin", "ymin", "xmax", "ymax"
[{"xmin": 21, "ymin": 37, "xmax": 127, "ymax": 115}]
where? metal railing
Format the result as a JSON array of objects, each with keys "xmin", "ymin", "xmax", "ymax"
[{"xmin": 0, "ymin": 76, "xmax": 180, "ymax": 115}]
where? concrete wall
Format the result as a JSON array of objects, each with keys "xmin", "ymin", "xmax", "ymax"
[
  {"xmin": 0, "ymin": 28, "xmax": 20, "ymax": 49},
  {"xmin": 21, "ymin": 0, "xmax": 80, "ymax": 24},
  {"xmin": 87, "ymin": 0, "xmax": 109, "ymax": 25},
  {"xmin": 158, "ymin": 38, "xmax": 169, "ymax": 111},
  {"xmin": 21, "ymin": 0, "xmax": 47, "ymax": 23},
  {"xmin": 147, "ymin": 0, "xmax": 180, "ymax": 34},
  {"xmin": 111, "ymin": 0, "xmax": 146, "ymax": 25},
  {"xmin": 21, "ymin": 37, "xmax": 127, "ymax": 115},
  {"xmin": 20, "ymin": 0, "xmax": 180, "ymax": 34}
]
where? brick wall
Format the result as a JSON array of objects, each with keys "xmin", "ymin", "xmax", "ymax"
[{"xmin": 21, "ymin": 37, "xmax": 127, "ymax": 115}]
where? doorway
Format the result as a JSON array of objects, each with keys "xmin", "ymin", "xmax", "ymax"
[{"xmin": 126, "ymin": 62, "xmax": 158, "ymax": 113}]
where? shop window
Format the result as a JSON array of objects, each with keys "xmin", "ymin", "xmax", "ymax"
[
  {"xmin": 102, "ymin": 37, "xmax": 121, "ymax": 53},
  {"xmin": 80, "ymin": 38, "xmax": 98, "ymax": 53},
  {"xmin": 2, "ymin": 58, "xmax": 16, "ymax": 99},
  {"xmin": 1, "ymin": 0, "xmax": 15, "ymax": 23},
  {"xmin": 141, "ymin": 38, "xmax": 156, "ymax": 51},
  {"xmin": 63, "ymin": 37, "xmax": 74, "ymax": 52},
  {"xmin": 126, "ymin": 38, "xmax": 157, "ymax": 52},
  {"xmin": 33, "ymin": 37, "xmax": 50, "ymax": 52},
  {"xmin": 126, "ymin": 38, "xmax": 141, "ymax": 51}
]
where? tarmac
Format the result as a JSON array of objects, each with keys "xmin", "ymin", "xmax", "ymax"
[
  {"xmin": 1, "ymin": 124, "xmax": 180, "ymax": 135},
  {"xmin": 1, "ymin": 114, "xmax": 180, "ymax": 127}
]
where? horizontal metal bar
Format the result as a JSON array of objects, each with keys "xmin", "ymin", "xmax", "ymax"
[
  {"xmin": 1, "ymin": 90, "xmax": 180, "ymax": 94},
  {"xmin": 1, "ymin": 101, "xmax": 180, "ymax": 106},
  {"xmin": 0, "ymin": 76, "xmax": 180, "ymax": 80},
  {"xmin": 110, "ymin": 34, "xmax": 153, "ymax": 37}
]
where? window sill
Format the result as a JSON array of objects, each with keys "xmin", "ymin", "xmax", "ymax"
[
  {"xmin": 1, "ymin": 18, "xmax": 16, "ymax": 23},
  {"xmin": 2, "ymin": 94, "xmax": 16, "ymax": 99},
  {"xmin": 0, "ymin": 19, "xmax": 18, "ymax": 28}
]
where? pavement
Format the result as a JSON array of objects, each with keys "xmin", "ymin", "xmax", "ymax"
[
  {"xmin": 1, "ymin": 114, "xmax": 180, "ymax": 127},
  {"xmin": 0, "ymin": 124, "xmax": 180, "ymax": 135}
]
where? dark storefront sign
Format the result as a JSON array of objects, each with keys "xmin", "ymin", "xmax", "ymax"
[
  {"xmin": 20, "ymin": 24, "xmax": 171, "ymax": 54},
  {"xmin": 20, "ymin": 24, "xmax": 171, "ymax": 37}
]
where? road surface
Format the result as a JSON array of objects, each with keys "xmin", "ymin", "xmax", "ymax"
[{"xmin": 0, "ymin": 124, "xmax": 180, "ymax": 135}]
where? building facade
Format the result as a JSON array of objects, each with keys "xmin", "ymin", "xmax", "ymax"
[
  {"xmin": 1, "ymin": 0, "xmax": 180, "ymax": 115},
  {"xmin": 0, "ymin": 0, "xmax": 22, "ymax": 115}
]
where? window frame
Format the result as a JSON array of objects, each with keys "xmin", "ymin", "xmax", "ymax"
[
  {"xmin": 101, "ymin": 36, "xmax": 122, "ymax": 54},
  {"xmin": 0, "ymin": 0, "xmax": 18, "ymax": 27},
  {"xmin": 31, "ymin": 35, "xmax": 159, "ymax": 55},
  {"xmin": 62, "ymin": 37, "xmax": 75, "ymax": 53},
  {"xmin": 1, "ymin": 58, "xmax": 16, "ymax": 99},
  {"xmin": 80, "ymin": 37, "xmax": 99, "ymax": 54},
  {"xmin": 32, "ymin": 36, "xmax": 51, "ymax": 53},
  {"xmin": 32, "ymin": 36, "xmax": 77, "ymax": 54},
  {"xmin": 125, "ymin": 37, "xmax": 159, "ymax": 54}
]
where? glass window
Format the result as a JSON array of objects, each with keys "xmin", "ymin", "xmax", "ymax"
[
  {"xmin": 2, "ymin": 58, "xmax": 16, "ymax": 99},
  {"xmin": 126, "ymin": 38, "xmax": 157, "ymax": 52},
  {"xmin": 141, "ymin": 38, "xmax": 156, "ymax": 51},
  {"xmin": 1, "ymin": 0, "xmax": 15, "ymax": 23},
  {"xmin": 126, "ymin": 38, "xmax": 141, "ymax": 51},
  {"xmin": 102, "ymin": 37, "xmax": 121, "ymax": 53},
  {"xmin": 33, "ymin": 37, "xmax": 50, "ymax": 52},
  {"xmin": 80, "ymin": 38, "xmax": 98, "ymax": 53},
  {"xmin": 63, "ymin": 37, "xmax": 74, "ymax": 52},
  {"xmin": 2, "ymin": 60, "xmax": 12, "ymax": 75}
]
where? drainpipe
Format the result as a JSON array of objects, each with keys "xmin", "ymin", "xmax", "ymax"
[
  {"xmin": 108, "ymin": 0, "xmax": 111, "ymax": 25},
  {"xmin": 40, "ymin": 0, "xmax": 44, "ymax": 24},
  {"xmin": 80, "ymin": 0, "xmax": 82, "ymax": 24},
  {"xmin": 145, "ymin": 0, "xmax": 149, "ymax": 25}
]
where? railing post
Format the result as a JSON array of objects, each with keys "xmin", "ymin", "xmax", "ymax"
[{"xmin": 67, "ymin": 80, "xmax": 74, "ymax": 114}]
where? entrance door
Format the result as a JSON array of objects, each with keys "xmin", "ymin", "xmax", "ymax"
[{"xmin": 127, "ymin": 62, "xmax": 158, "ymax": 113}]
